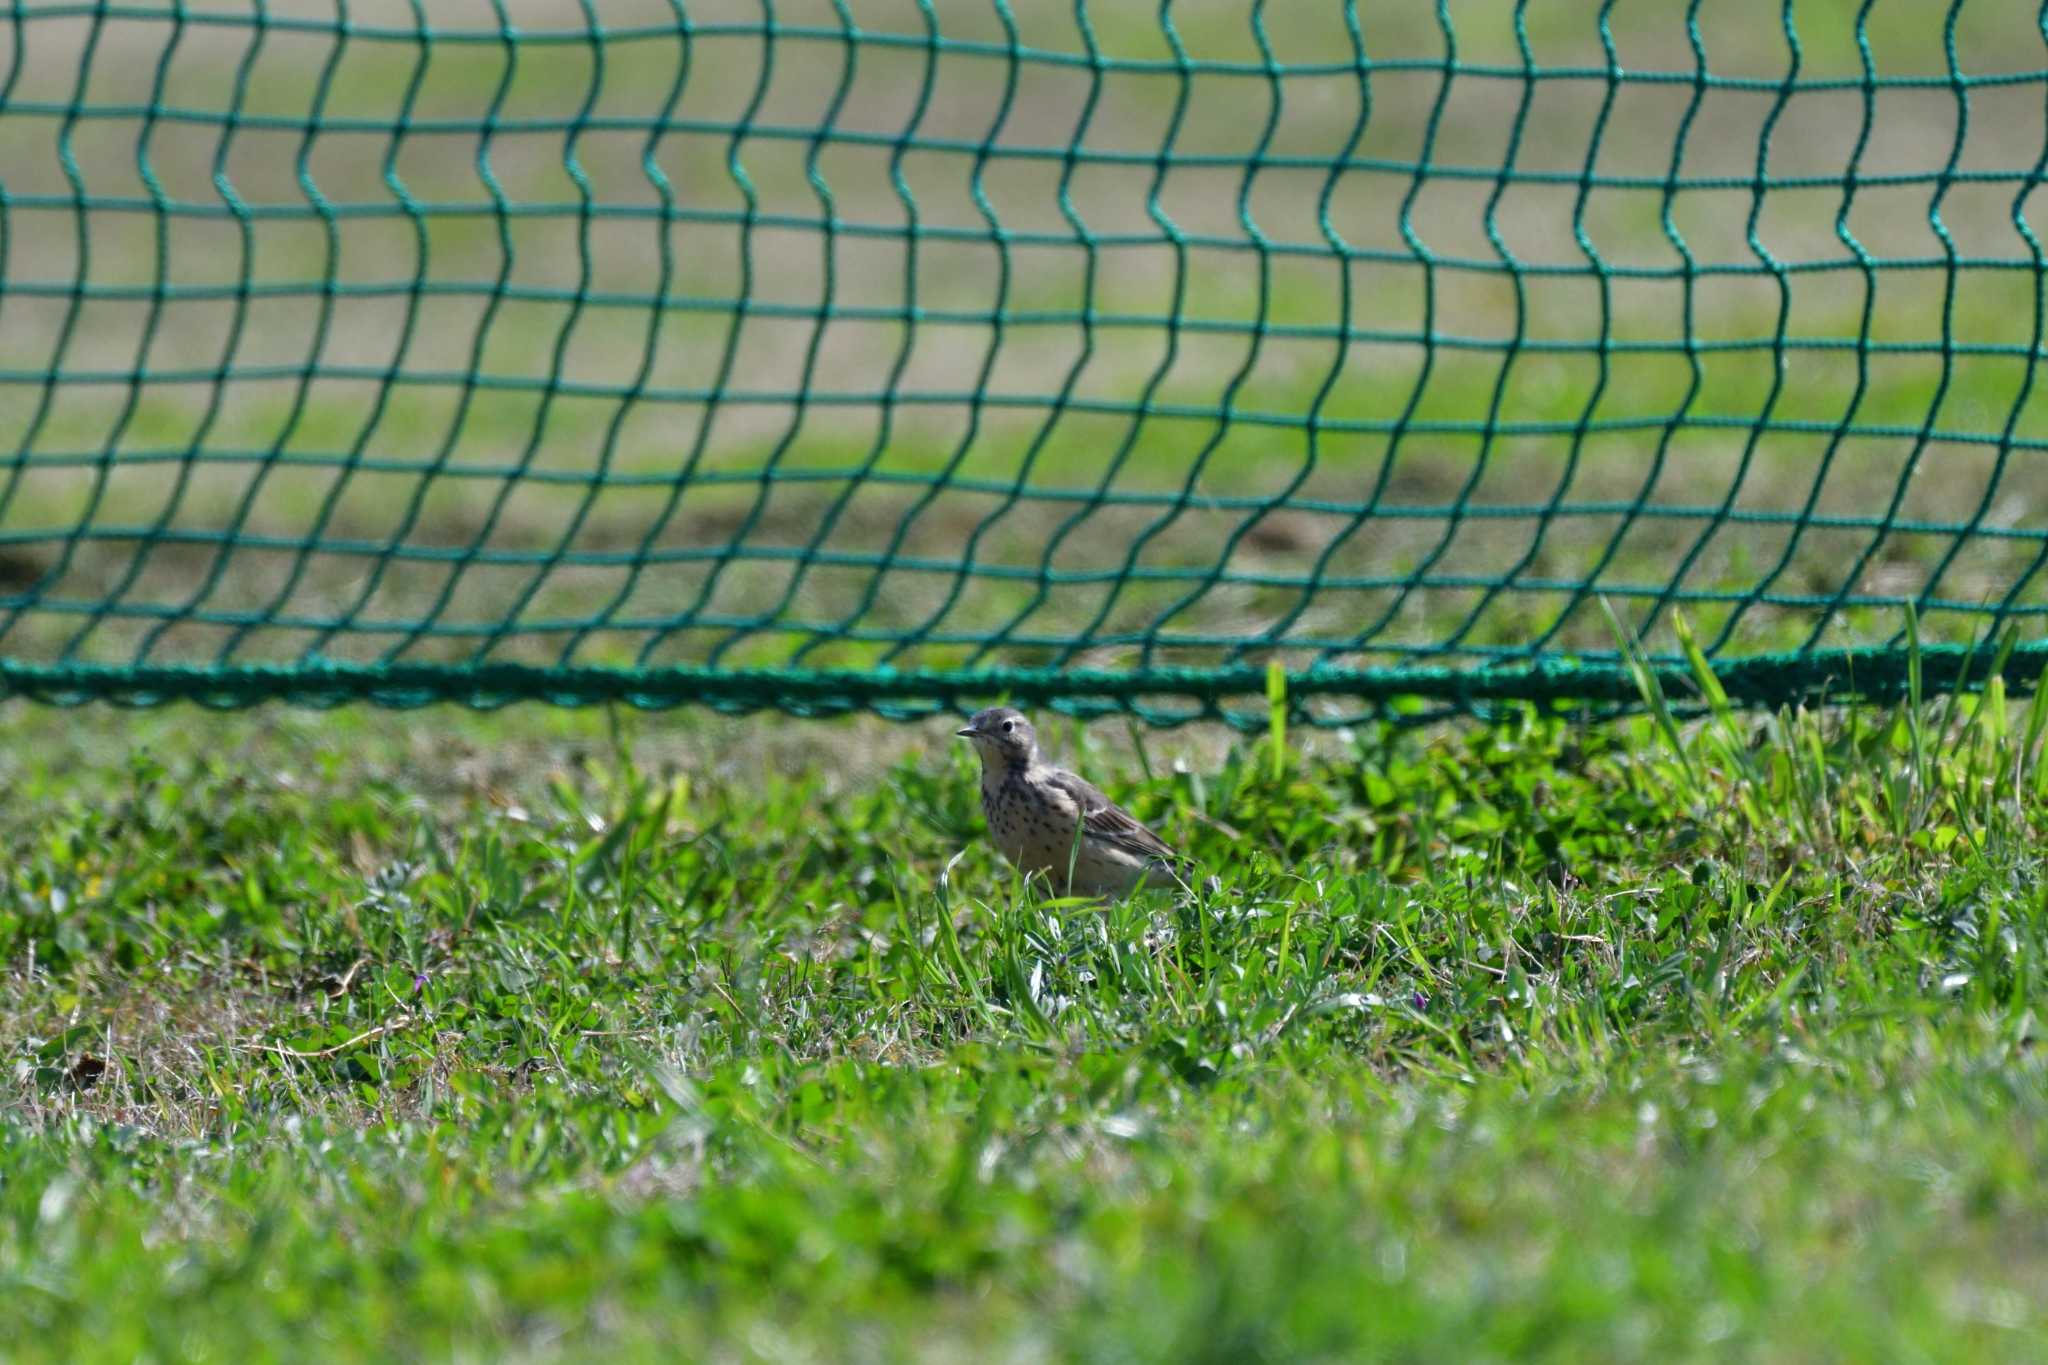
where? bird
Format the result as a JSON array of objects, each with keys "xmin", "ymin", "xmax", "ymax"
[{"xmin": 954, "ymin": 706, "xmax": 1193, "ymax": 898}]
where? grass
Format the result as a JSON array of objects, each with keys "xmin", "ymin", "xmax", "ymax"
[
  {"xmin": 3, "ymin": 12, "xmax": 2047, "ymax": 1352},
  {"xmin": 4, "ymin": 658, "xmax": 2048, "ymax": 1359}
]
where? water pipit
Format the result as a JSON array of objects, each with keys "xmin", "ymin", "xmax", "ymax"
[{"xmin": 955, "ymin": 706, "xmax": 1193, "ymax": 898}]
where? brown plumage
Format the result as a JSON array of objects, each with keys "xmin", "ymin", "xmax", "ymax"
[{"xmin": 955, "ymin": 706, "xmax": 1191, "ymax": 898}]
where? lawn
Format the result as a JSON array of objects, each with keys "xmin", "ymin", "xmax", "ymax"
[
  {"xmin": 4, "ymin": 5, "xmax": 2048, "ymax": 1358},
  {"xmin": 4, "ymin": 656, "xmax": 2046, "ymax": 1360}
]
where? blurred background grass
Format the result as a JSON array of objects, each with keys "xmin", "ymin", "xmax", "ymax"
[{"xmin": 2, "ymin": 0, "xmax": 2047, "ymax": 688}]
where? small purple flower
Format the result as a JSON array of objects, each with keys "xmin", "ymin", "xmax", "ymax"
[
  {"xmin": 412, "ymin": 973, "xmax": 428, "ymax": 996},
  {"xmin": 1411, "ymin": 991, "xmax": 1429, "ymax": 1011}
]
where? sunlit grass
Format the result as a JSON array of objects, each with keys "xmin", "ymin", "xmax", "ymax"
[{"xmin": 4, "ymin": 662, "xmax": 2048, "ymax": 1357}]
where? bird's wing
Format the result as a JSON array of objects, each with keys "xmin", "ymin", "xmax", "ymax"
[{"xmin": 1043, "ymin": 769, "xmax": 1187, "ymax": 863}]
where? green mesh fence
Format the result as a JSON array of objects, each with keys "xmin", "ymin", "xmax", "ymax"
[{"xmin": 4, "ymin": 1, "xmax": 2048, "ymax": 725}]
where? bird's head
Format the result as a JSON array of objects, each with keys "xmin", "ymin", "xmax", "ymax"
[{"xmin": 955, "ymin": 706, "xmax": 1038, "ymax": 769}]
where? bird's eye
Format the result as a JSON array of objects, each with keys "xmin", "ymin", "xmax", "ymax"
[{"xmin": 1002, "ymin": 720, "xmax": 1015, "ymax": 733}]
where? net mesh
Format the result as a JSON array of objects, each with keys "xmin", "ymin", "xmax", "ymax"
[{"xmin": 3, "ymin": 0, "xmax": 2048, "ymax": 724}]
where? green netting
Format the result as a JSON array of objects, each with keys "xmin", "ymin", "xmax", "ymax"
[{"xmin": 3, "ymin": 0, "xmax": 2048, "ymax": 726}]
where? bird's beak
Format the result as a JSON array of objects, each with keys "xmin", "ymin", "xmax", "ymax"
[{"xmin": 955, "ymin": 725, "xmax": 977, "ymax": 739}]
